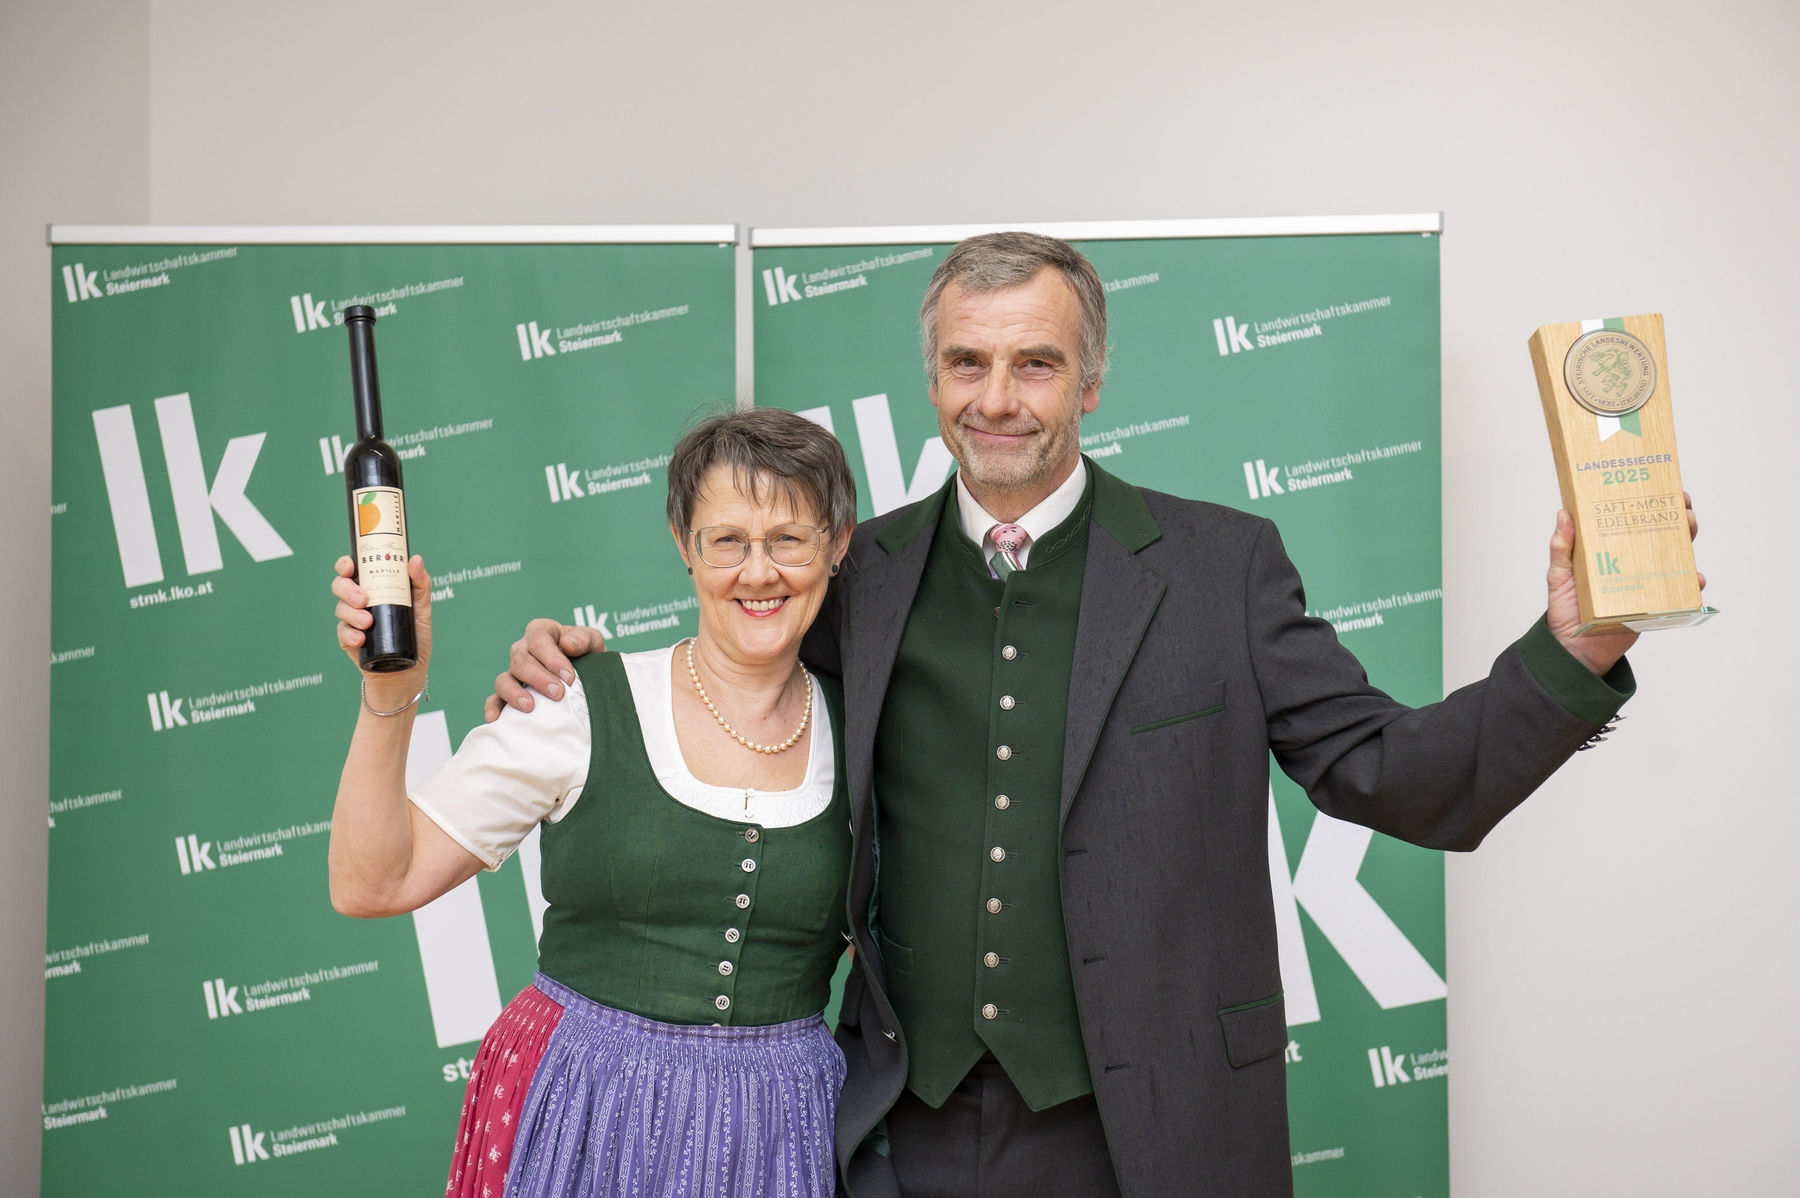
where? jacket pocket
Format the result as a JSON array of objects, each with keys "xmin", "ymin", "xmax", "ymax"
[
  {"xmin": 1218, "ymin": 992, "xmax": 1286, "ymax": 1068},
  {"xmin": 876, "ymin": 929, "xmax": 914, "ymax": 976},
  {"xmin": 1127, "ymin": 679, "xmax": 1227, "ymax": 734}
]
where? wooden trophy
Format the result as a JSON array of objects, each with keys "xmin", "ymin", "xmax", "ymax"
[{"xmin": 1529, "ymin": 314, "xmax": 1714, "ymax": 635}]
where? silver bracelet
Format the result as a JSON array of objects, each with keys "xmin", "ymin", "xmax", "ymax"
[{"xmin": 361, "ymin": 675, "xmax": 428, "ymax": 717}]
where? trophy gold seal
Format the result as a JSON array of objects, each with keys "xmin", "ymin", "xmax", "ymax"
[
  {"xmin": 1529, "ymin": 314, "xmax": 1715, "ymax": 635},
  {"xmin": 1564, "ymin": 328, "xmax": 1656, "ymax": 416}
]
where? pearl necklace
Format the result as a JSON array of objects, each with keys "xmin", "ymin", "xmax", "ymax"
[{"xmin": 685, "ymin": 638, "xmax": 812, "ymax": 755}]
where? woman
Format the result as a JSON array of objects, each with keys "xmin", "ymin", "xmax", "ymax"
[{"xmin": 328, "ymin": 408, "xmax": 856, "ymax": 1198}]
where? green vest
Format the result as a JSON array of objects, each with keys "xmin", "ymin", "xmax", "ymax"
[
  {"xmin": 875, "ymin": 480, "xmax": 1095, "ymax": 1110},
  {"xmin": 536, "ymin": 651, "xmax": 850, "ymax": 1026}
]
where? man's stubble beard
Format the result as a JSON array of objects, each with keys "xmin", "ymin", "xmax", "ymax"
[{"xmin": 941, "ymin": 408, "xmax": 1082, "ymax": 497}]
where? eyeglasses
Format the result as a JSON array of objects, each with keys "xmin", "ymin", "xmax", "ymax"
[{"xmin": 690, "ymin": 524, "xmax": 826, "ymax": 568}]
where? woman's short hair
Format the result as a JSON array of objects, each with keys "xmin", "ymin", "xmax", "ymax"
[{"xmin": 666, "ymin": 406, "xmax": 858, "ymax": 538}]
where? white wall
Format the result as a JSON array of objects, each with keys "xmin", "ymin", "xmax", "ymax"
[
  {"xmin": 7, "ymin": 1, "xmax": 1794, "ymax": 1192},
  {"xmin": 1, "ymin": 5, "xmax": 148, "ymax": 1194}
]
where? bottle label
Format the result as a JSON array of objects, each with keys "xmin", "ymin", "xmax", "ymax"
[{"xmin": 352, "ymin": 486, "xmax": 411, "ymax": 608}]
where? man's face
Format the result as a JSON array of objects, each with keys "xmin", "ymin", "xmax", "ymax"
[{"xmin": 929, "ymin": 267, "xmax": 1100, "ymax": 511}]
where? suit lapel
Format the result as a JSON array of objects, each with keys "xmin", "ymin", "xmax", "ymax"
[
  {"xmin": 1061, "ymin": 464, "xmax": 1165, "ymax": 827},
  {"xmin": 843, "ymin": 486, "xmax": 947, "ymax": 818}
]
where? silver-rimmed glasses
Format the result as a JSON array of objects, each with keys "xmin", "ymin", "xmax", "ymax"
[{"xmin": 690, "ymin": 524, "xmax": 825, "ymax": 568}]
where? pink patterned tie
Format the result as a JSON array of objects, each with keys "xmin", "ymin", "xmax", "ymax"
[{"xmin": 988, "ymin": 523, "xmax": 1028, "ymax": 578}]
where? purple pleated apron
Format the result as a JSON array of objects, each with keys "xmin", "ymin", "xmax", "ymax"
[{"xmin": 446, "ymin": 973, "xmax": 844, "ymax": 1198}]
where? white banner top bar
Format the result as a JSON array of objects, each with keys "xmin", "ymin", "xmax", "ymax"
[
  {"xmin": 47, "ymin": 224, "xmax": 740, "ymax": 246},
  {"xmin": 750, "ymin": 214, "xmax": 1442, "ymax": 248}
]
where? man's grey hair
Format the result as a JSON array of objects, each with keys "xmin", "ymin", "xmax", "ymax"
[
  {"xmin": 665, "ymin": 405, "xmax": 858, "ymax": 537},
  {"xmin": 919, "ymin": 231, "xmax": 1110, "ymax": 391}
]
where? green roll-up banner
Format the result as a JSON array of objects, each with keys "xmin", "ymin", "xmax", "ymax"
[
  {"xmin": 45, "ymin": 230, "xmax": 736, "ymax": 1194},
  {"xmin": 752, "ymin": 218, "xmax": 1447, "ymax": 1197}
]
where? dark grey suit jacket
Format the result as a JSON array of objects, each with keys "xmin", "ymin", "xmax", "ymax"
[{"xmin": 811, "ymin": 461, "xmax": 1627, "ymax": 1198}]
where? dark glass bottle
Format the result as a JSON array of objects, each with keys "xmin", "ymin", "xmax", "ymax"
[{"xmin": 343, "ymin": 305, "xmax": 418, "ymax": 672}]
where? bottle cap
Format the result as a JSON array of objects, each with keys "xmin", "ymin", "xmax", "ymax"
[{"xmin": 345, "ymin": 304, "xmax": 376, "ymax": 323}]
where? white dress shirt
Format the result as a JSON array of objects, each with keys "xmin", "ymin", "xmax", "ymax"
[{"xmin": 952, "ymin": 458, "xmax": 1089, "ymax": 569}]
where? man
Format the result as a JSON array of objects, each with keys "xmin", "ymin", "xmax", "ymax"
[{"xmin": 490, "ymin": 232, "xmax": 1691, "ymax": 1197}]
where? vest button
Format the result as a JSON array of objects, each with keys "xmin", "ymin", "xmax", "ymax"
[
  {"xmin": 995, "ymin": 745, "xmax": 1012, "ymax": 761},
  {"xmin": 725, "ymin": 927, "xmax": 741, "ymax": 943},
  {"xmin": 1001, "ymin": 645, "xmax": 1018, "ymax": 660},
  {"xmin": 999, "ymin": 694, "xmax": 1015, "ymax": 710},
  {"xmin": 990, "ymin": 846, "xmax": 1006, "ymax": 863},
  {"xmin": 741, "ymin": 858, "xmax": 757, "ymax": 872},
  {"xmin": 736, "ymin": 894, "xmax": 751, "ymax": 909},
  {"xmin": 983, "ymin": 952, "xmax": 999, "ymax": 968},
  {"xmin": 981, "ymin": 1003, "xmax": 999, "ymax": 1020},
  {"xmin": 994, "ymin": 794, "xmax": 1010, "ymax": 810},
  {"xmin": 715, "ymin": 995, "xmax": 731, "ymax": 1011},
  {"xmin": 744, "ymin": 828, "xmax": 760, "ymax": 843},
  {"xmin": 718, "ymin": 961, "xmax": 734, "ymax": 976},
  {"xmin": 986, "ymin": 898, "xmax": 1002, "ymax": 914}
]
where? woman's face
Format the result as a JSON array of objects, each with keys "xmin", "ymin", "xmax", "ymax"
[{"xmin": 674, "ymin": 464, "xmax": 849, "ymax": 667}]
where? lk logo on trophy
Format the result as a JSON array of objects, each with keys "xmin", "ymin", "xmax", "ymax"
[{"xmin": 1529, "ymin": 314, "xmax": 1715, "ymax": 635}]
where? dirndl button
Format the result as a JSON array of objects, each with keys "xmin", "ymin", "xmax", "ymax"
[
  {"xmin": 981, "ymin": 1003, "xmax": 998, "ymax": 1020},
  {"xmin": 715, "ymin": 995, "xmax": 731, "ymax": 1011}
]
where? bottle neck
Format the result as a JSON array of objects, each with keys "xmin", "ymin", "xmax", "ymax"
[{"xmin": 347, "ymin": 319, "xmax": 383, "ymax": 440}]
